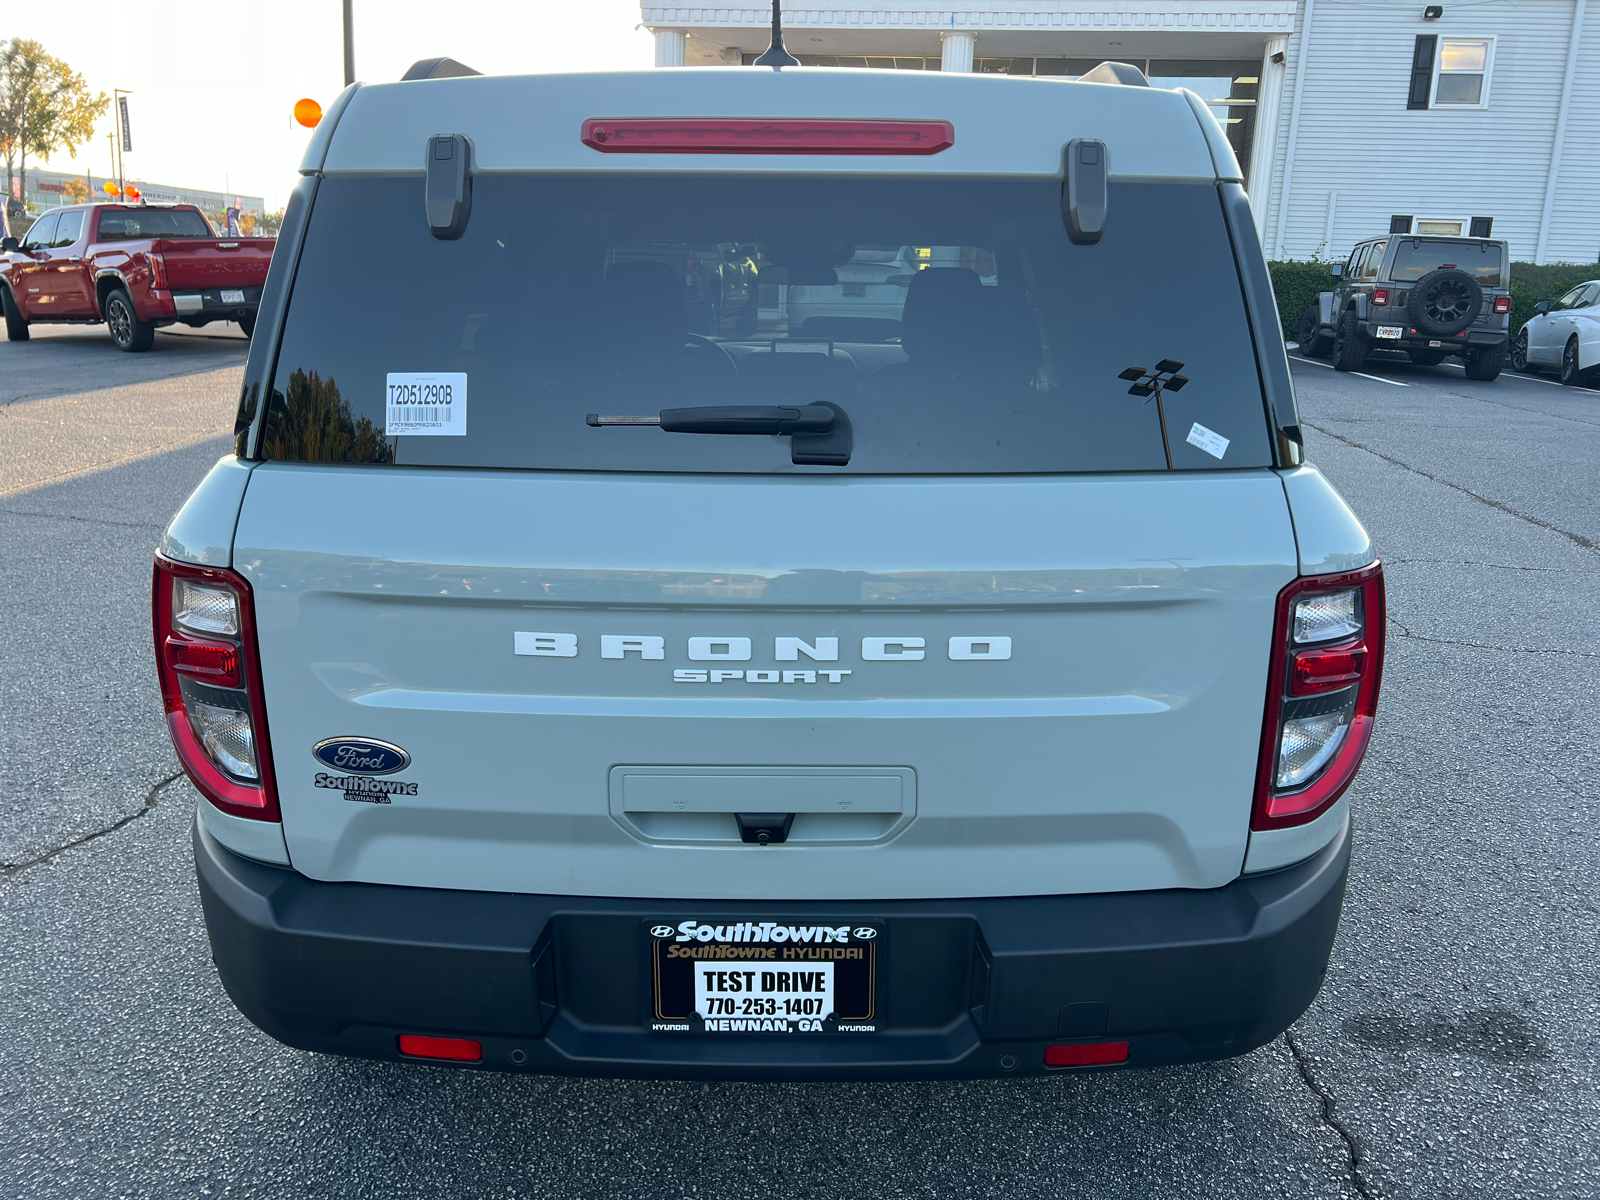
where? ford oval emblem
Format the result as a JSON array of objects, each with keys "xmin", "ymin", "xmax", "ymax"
[{"xmin": 312, "ymin": 737, "xmax": 411, "ymax": 776}]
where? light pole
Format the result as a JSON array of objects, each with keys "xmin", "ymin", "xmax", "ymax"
[{"xmin": 343, "ymin": 0, "xmax": 355, "ymax": 87}]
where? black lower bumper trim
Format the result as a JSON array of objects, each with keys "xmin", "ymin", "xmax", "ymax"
[{"xmin": 194, "ymin": 817, "xmax": 1351, "ymax": 1080}]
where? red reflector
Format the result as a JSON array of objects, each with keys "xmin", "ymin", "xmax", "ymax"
[
  {"xmin": 1045, "ymin": 1041, "xmax": 1129, "ymax": 1067},
  {"xmin": 398, "ymin": 1035, "xmax": 482, "ymax": 1062},
  {"xmin": 1371, "ymin": 288, "xmax": 1389, "ymax": 306},
  {"xmin": 1290, "ymin": 642, "xmax": 1367, "ymax": 695},
  {"xmin": 1493, "ymin": 295, "xmax": 1511, "ymax": 313},
  {"xmin": 581, "ymin": 118, "xmax": 954, "ymax": 156},
  {"xmin": 164, "ymin": 635, "xmax": 241, "ymax": 687}
]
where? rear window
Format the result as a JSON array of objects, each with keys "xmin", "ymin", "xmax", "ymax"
[
  {"xmin": 260, "ymin": 175, "xmax": 1271, "ymax": 474},
  {"xmin": 97, "ymin": 208, "xmax": 213, "ymax": 240},
  {"xmin": 1389, "ymin": 239, "xmax": 1503, "ymax": 287}
]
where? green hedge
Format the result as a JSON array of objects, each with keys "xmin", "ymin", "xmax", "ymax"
[
  {"xmin": 1265, "ymin": 259, "xmax": 1597, "ymax": 345},
  {"xmin": 1267, "ymin": 261, "xmax": 1333, "ymax": 341}
]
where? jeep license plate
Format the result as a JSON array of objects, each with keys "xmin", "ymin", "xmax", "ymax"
[
  {"xmin": 648, "ymin": 919, "xmax": 880, "ymax": 1034},
  {"xmin": 221, "ymin": 290, "xmax": 245, "ymax": 304},
  {"xmin": 1376, "ymin": 325, "xmax": 1404, "ymax": 339}
]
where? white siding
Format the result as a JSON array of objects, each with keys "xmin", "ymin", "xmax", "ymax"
[
  {"xmin": 1262, "ymin": 0, "xmax": 1579, "ymax": 262},
  {"xmin": 1544, "ymin": 1, "xmax": 1600, "ymax": 264}
]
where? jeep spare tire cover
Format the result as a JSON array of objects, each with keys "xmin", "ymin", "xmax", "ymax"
[{"xmin": 1406, "ymin": 268, "xmax": 1484, "ymax": 338}]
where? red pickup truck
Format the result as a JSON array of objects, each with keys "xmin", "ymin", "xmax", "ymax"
[{"xmin": 0, "ymin": 202, "xmax": 273, "ymax": 351}]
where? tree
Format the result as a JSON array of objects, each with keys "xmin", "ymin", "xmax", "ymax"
[
  {"xmin": 60, "ymin": 176, "xmax": 88, "ymax": 203},
  {"xmin": 0, "ymin": 40, "xmax": 109, "ymax": 205}
]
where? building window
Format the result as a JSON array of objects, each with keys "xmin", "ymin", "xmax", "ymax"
[
  {"xmin": 1415, "ymin": 219, "xmax": 1465, "ymax": 235},
  {"xmin": 1390, "ymin": 215, "xmax": 1414, "ymax": 234},
  {"xmin": 1434, "ymin": 38, "xmax": 1492, "ymax": 105}
]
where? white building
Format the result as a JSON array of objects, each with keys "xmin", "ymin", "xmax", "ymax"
[{"xmin": 641, "ymin": 2, "xmax": 1598, "ymax": 264}]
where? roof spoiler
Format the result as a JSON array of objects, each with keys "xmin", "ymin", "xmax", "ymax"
[
  {"xmin": 401, "ymin": 57, "xmax": 483, "ymax": 81},
  {"xmin": 1079, "ymin": 61, "xmax": 1149, "ymax": 86}
]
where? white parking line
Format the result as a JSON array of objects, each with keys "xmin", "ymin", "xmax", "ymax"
[{"xmin": 1287, "ymin": 355, "xmax": 1409, "ymax": 385}]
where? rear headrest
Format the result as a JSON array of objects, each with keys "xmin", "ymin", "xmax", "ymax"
[{"xmin": 900, "ymin": 267, "xmax": 983, "ymax": 361}]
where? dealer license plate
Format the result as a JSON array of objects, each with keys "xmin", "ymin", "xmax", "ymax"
[
  {"xmin": 1376, "ymin": 325, "xmax": 1404, "ymax": 339},
  {"xmin": 648, "ymin": 918, "xmax": 880, "ymax": 1034},
  {"xmin": 221, "ymin": 289, "xmax": 245, "ymax": 304}
]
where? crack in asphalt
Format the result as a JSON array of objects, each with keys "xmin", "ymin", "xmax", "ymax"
[
  {"xmin": 0, "ymin": 771, "xmax": 183, "ymax": 878},
  {"xmin": 1301, "ymin": 421, "xmax": 1599, "ymax": 556},
  {"xmin": 1285, "ymin": 1031, "xmax": 1379, "ymax": 1200},
  {"xmin": 0, "ymin": 506, "xmax": 165, "ymax": 531},
  {"xmin": 1387, "ymin": 616, "xmax": 1600, "ymax": 658}
]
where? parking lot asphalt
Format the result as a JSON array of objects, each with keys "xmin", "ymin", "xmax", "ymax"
[{"xmin": 1, "ymin": 333, "xmax": 1595, "ymax": 1199}]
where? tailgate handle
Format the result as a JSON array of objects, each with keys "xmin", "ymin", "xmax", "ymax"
[{"xmin": 426, "ymin": 133, "xmax": 473, "ymax": 239}]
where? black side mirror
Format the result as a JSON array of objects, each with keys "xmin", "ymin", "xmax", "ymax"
[
  {"xmin": 1062, "ymin": 138, "xmax": 1107, "ymax": 245},
  {"xmin": 0, "ymin": 236, "xmax": 17, "ymax": 252},
  {"xmin": 1329, "ymin": 262, "xmax": 1344, "ymax": 279},
  {"xmin": 1535, "ymin": 301, "xmax": 1551, "ymax": 314},
  {"xmin": 425, "ymin": 134, "xmax": 472, "ymax": 240}
]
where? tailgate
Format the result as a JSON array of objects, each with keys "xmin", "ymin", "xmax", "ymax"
[
  {"xmin": 155, "ymin": 238, "xmax": 273, "ymax": 288},
  {"xmin": 235, "ymin": 465, "xmax": 1298, "ymax": 901}
]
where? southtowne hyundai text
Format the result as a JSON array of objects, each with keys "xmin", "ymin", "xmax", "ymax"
[{"xmin": 156, "ymin": 60, "xmax": 1383, "ymax": 1079}]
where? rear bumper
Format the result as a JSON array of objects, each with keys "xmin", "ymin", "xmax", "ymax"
[
  {"xmin": 166, "ymin": 286, "xmax": 262, "ymax": 320},
  {"xmin": 194, "ymin": 816, "xmax": 1351, "ymax": 1080},
  {"xmin": 1360, "ymin": 319, "xmax": 1506, "ymax": 349}
]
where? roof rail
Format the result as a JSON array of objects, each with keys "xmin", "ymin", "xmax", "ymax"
[
  {"xmin": 1079, "ymin": 61, "xmax": 1149, "ymax": 87},
  {"xmin": 401, "ymin": 57, "xmax": 483, "ymax": 81}
]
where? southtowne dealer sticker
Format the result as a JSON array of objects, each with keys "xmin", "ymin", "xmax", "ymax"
[{"xmin": 649, "ymin": 920, "xmax": 879, "ymax": 1034}]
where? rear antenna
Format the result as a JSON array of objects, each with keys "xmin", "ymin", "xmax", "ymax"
[{"xmin": 753, "ymin": 0, "xmax": 800, "ymax": 68}]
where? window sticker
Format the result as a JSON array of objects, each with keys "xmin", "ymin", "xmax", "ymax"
[
  {"xmin": 1186, "ymin": 422, "xmax": 1229, "ymax": 460},
  {"xmin": 386, "ymin": 372, "xmax": 467, "ymax": 436}
]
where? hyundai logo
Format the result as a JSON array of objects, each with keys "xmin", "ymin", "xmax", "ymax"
[
  {"xmin": 650, "ymin": 925, "xmax": 675, "ymax": 938},
  {"xmin": 311, "ymin": 737, "xmax": 411, "ymax": 776},
  {"xmin": 853, "ymin": 926, "xmax": 878, "ymax": 940}
]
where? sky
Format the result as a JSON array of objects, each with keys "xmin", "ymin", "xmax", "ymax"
[{"xmin": 6, "ymin": 0, "xmax": 655, "ymax": 211}]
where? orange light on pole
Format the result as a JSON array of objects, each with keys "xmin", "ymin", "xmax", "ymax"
[{"xmin": 293, "ymin": 98, "xmax": 323, "ymax": 128}]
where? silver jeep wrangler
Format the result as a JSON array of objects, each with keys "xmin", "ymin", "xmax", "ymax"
[{"xmin": 156, "ymin": 59, "xmax": 1383, "ymax": 1079}]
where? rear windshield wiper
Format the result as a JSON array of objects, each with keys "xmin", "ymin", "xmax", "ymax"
[{"xmin": 586, "ymin": 403, "xmax": 852, "ymax": 466}]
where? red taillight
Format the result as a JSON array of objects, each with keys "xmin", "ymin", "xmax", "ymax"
[
  {"xmin": 1493, "ymin": 295, "xmax": 1512, "ymax": 314},
  {"xmin": 148, "ymin": 251, "xmax": 168, "ymax": 289},
  {"xmin": 152, "ymin": 555, "xmax": 279, "ymax": 822},
  {"xmin": 163, "ymin": 634, "xmax": 241, "ymax": 687},
  {"xmin": 1044, "ymin": 1042, "xmax": 1129, "ymax": 1068},
  {"xmin": 1253, "ymin": 562, "xmax": 1385, "ymax": 830},
  {"xmin": 581, "ymin": 118, "xmax": 955, "ymax": 156},
  {"xmin": 1290, "ymin": 642, "xmax": 1367, "ymax": 695},
  {"xmin": 1371, "ymin": 288, "xmax": 1389, "ymax": 306},
  {"xmin": 398, "ymin": 1035, "xmax": 482, "ymax": 1062}
]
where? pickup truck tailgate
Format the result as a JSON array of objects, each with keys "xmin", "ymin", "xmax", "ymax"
[{"xmin": 155, "ymin": 237, "xmax": 273, "ymax": 288}]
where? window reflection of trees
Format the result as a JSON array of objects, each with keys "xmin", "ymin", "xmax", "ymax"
[{"xmin": 261, "ymin": 369, "xmax": 393, "ymax": 464}]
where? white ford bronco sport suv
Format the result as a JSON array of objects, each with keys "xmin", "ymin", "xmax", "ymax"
[{"xmin": 156, "ymin": 58, "xmax": 1383, "ymax": 1079}]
